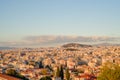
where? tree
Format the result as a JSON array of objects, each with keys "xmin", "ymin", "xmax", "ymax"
[
  {"xmin": 65, "ymin": 68, "xmax": 70, "ymax": 80},
  {"xmin": 39, "ymin": 61, "xmax": 44, "ymax": 68},
  {"xmin": 40, "ymin": 76, "xmax": 52, "ymax": 80},
  {"xmin": 6, "ymin": 69, "xmax": 29, "ymax": 80},
  {"xmin": 60, "ymin": 65, "xmax": 64, "ymax": 80},
  {"xmin": 6, "ymin": 69, "xmax": 17, "ymax": 76},
  {"xmin": 55, "ymin": 67, "xmax": 60, "ymax": 77},
  {"xmin": 97, "ymin": 62, "xmax": 120, "ymax": 80},
  {"xmin": 41, "ymin": 69, "xmax": 47, "ymax": 75},
  {"xmin": 45, "ymin": 65, "xmax": 53, "ymax": 72}
]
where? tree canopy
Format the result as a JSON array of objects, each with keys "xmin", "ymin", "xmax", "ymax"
[
  {"xmin": 40, "ymin": 76, "xmax": 52, "ymax": 80},
  {"xmin": 6, "ymin": 69, "xmax": 29, "ymax": 80},
  {"xmin": 97, "ymin": 62, "xmax": 120, "ymax": 80},
  {"xmin": 65, "ymin": 68, "xmax": 70, "ymax": 80},
  {"xmin": 60, "ymin": 65, "xmax": 64, "ymax": 80}
]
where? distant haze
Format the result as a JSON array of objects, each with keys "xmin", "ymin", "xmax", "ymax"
[{"xmin": 0, "ymin": 35, "xmax": 119, "ymax": 47}]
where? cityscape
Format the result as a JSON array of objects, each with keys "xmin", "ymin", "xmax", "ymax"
[
  {"xmin": 0, "ymin": 43, "xmax": 120, "ymax": 80},
  {"xmin": 0, "ymin": 0, "xmax": 120, "ymax": 80}
]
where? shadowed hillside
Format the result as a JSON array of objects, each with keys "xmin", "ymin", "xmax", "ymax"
[{"xmin": 62, "ymin": 43, "xmax": 92, "ymax": 48}]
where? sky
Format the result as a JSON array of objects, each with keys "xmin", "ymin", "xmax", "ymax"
[{"xmin": 0, "ymin": 0, "xmax": 120, "ymax": 47}]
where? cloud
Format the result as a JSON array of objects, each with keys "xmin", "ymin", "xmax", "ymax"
[
  {"xmin": 0, "ymin": 35, "xmax": 120, "ymax": 47},
  {"xmin": 24, "ymin": 35, "xmax": 120, "ymax": 42}
]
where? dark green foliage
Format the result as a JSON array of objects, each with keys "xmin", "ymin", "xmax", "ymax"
[
  {"xmin": 60, "ymin": 66, "xmax": 64, "ymax": 80},
  {"xmin": 6, "ymin": 69, "xmax": 17, "ymax": 76},
  {"xmin": 97, "ymin": 62, "xmax": 120, "ymax": 80},
  {"xmin": 56, "ymin": 67, "xmax": 60, "ymax": 77},
  {"xmin": 45, "ymin": 65, "xmax": 53, "ymax": 72},
  {"xmin": 6, "ymin": 69, "xmax": 29, "ymax": 80},
  {"xmin": 65, "ymin": 68, "xmax": 70, "ymax": 80},
  {"xmin": 39, "ymin": 61, "xmax": 44, "ymax": 68},
  {"xmin": 54, "ymin": 66, "xmax": 64, "ymax": 80},
  {"xmin": 40, "ymin": 76, "xmax": 52, "ymax": 80}
]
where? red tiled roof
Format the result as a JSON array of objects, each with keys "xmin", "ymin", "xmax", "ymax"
[
  {"xmin": 0, "ymin": 73, "xmax": 21, "ymax": 80},
  {"xmin": 76, "ymin": 74, "xmax": 97, "ymax": 80}
]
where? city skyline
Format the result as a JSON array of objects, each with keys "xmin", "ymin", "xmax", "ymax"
[{"xmin": 0, "ymin": 0, "xmax": 120, "ymax": 47}]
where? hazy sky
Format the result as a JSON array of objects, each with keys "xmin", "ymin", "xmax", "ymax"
[{"xmin": 0, "ymin": 0, "xmax": 120, "ymax": 47}]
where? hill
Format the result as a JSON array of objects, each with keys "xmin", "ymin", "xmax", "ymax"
[{"xmin": 62, "ymin": 43, "xmax": 92, "ymax": 48}]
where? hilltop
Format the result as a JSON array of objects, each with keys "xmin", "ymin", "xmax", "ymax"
[{"xmin": 61, "ymin": 43, "xmax": 92, "ymax": 48}]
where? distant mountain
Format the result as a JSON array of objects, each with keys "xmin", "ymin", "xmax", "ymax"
[
  {"xmin": 62, "ymin": 43, "xmax": 92, "ymax": 48},
  {"xmin": 95, "ymin": 43, "xmax": 120, "ymax": 46},
  {"xmin": 0, "ymin": 47, "xmax": 14, "ymax": 50}
]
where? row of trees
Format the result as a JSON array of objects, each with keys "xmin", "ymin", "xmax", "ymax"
[
  {"xmin": 55, "ymin": 65, "xmax": 70, "ymax": 80},
  {"xmin": 6, "ymin": 62, "xmax": 120, "ymax": 80}
]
